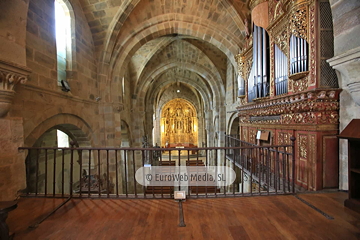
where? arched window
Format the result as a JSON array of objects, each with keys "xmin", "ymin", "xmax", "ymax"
[
  {"xmin": 55, "ymin": 0, "xmax": 72, "ymax": 87},
  {"xmin": 57, "ymin": 129, "xmax": 69, "ymax": 148}
]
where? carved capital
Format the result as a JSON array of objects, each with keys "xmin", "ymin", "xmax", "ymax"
[
  {"xmin": 0, "ymin": 59, "xmax": 31, "ymax": 91},
  {"xmin": 327, "ymin": 46, "xmax": 360, "ymax": 105},
  {"xmin": 0, "ymin": 59, "xmax": 31, "ymax": 117}
]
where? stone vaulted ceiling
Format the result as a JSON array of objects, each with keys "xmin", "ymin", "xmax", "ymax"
[{"xmin": 77, "ymin": 0, "xmax": 250, "ymax": 110}]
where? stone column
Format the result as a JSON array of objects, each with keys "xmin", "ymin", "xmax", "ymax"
[{"xmin": 0, "ymin": 59, "xmax": 31, "ymax": 201}]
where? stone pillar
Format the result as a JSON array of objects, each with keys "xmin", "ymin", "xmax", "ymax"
[
  {"xmin": 328, "ymin": 47, "xmax": 360, "ymax": 191},
  {"xmin": 0, "ymin": 59, "xmax": 30, "ymax": 201}
]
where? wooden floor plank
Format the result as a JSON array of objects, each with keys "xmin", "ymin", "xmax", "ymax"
[{"xmin": 6, "ymin": 192, "xmax": 360, "ymax": 240}]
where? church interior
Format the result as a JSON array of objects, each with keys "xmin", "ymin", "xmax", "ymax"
[{"xmin": 1, "ymin": 0, "xmax": 360, "ymax": 239}]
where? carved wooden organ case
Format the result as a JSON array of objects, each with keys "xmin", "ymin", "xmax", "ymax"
[{"xmin": 235, "ymin": 0, "xmax": 340, "ymax": 191}]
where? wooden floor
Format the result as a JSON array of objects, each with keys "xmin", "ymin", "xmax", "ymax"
[{"xmin": 6, "ymin": 192, "xmax": 360, "ymax": 240}]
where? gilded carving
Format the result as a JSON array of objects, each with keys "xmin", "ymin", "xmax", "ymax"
[
  {"xmin": 161, "ymin": 98, "xmax": 198, "ymax": 146},
  {"xmin": 270, "ymin": 38, "xmax": 275, "ymax": 97},
  {"xmin": 235, "ymin": 55, "xmax": 246, "ymax": 80},
  {"xmin": 292, "ymin": 77, "xmax": 308, "ymax": 93},
  {"xmin": 237, "ymin": 89, "xmax": 340, "ymax": 125},
  {"xmin": 309, "ymin": 134, "xmax": 316, "ymax": 189},
  {"xmin": 299, "ymin": 134, "xmax": 308, "ymax": 159},
  {"xmin": 242, "ymin": 127, "xmax": 248, "ymax": 142},
  {"xmin": 249, "ymin": 129, "xmax": 257, "ymax": 144},
  {"xmin": 309, "ymin": 2, "xmax": 316, "ymax": 85},
  {"xmin": 290, "ymin": 8, "xmax": 307, "ymax": 40}
]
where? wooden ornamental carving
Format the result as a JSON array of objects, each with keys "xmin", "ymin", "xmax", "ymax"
[
  {"xmin": 235, "ymin": 47, "xmax": 253, "ymax": 104},
  {"xmin": 309, "ymin": 1, "xmax": 316, "ymax": 86},
  {"xmin": 161, "ymin": 98, "xmax": 198, "ymax": 147},
  {"xmin": 290, "ymin": 7, "xmax": 308, "ymax": 41},
  {"xmin": 236, "ymin": 0, "xmax": 338, "ymax": 192},
  {"xmin": 236, "ymin": 89, "xmax": 340, "ymax": 125}
]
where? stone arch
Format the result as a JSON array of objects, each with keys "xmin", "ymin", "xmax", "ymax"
[
  {"xmin": 100, "ymin": 0, "xmax": 245, "ymax": 73},
  {"xmin": 228, "ymin": 113, "xmax": 240, "ymax": 136},
  {"xmin": 25, "ymin": 113, "xmax": 94, "ymax": 148},
  {"xmin": 102, "ymin": 23, "xmax": 239, "ymax": 102},
  {"xmin": 24, "ymin": 114, "xmax": 93, "ymax": 196},
  {"xmin": 137, "ymin": 62, "xmax": 224, "ymax": 112}
]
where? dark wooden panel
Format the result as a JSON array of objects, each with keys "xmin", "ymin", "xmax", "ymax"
[{"xmin": 323, "ymin": 136, "xmax": 339, "ymax": 188}]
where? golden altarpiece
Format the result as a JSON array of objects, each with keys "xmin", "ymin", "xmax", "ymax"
[
  {"xmin": 161, "ymin": 98, "xmax": 198, "ymax": 148},
  {"xmin": 236, "ymin": 0, "xmax": 340, "ymax": 190}
]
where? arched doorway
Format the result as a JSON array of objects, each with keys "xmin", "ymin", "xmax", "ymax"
[
  {"xmin": 25, "ymin": 124, "xmax": 91, "ymax": 195},
  {"xmin": 229, "ymin": 115, "xmax": 240, "ymax": 137},
  {"xmin": 161, "ymin": 98, "xmax": 198, "ymax": 148}
]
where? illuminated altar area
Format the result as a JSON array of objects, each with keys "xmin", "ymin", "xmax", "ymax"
[{"xmin": 161, "ymin": 98, "xmax": 198, "ymax": 148}]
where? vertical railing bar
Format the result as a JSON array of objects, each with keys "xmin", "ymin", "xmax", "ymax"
[
  {"xmin": 233, "ymin": 147, "xmax": 236, "ymax": 196},
  {"xmin": 132, "ymin": 150, "xmax": 137, "ymax": 198},
  {"xmin": 160, "ymin": 151, "xmax": 163, "ymax": 199},
  {"xmin": 142, "ymin": 149, "xmax": 146, "ymax": 198},
  {"xmin": 35, "ymin": 149, "xmax": 39, "ymax": 196},
  {"xmin": 274, "ymin": 147, "xmax": 280, "ymax": 194},
  {"xmin": 98, "ymin": 150, "xmax": 101, "ymax": 197},
  {"xmin": 169, "ymin": 150, "xmax": 173, "ymax": 198},
  {"xmin": 215, "ymin": 149, "xmax": 217, "ymax": 197},
  {"xmin": 241, "ymin": 148, "xmax": 244, "ymax": 195},
  {"xmin": 106, "ymin": 150, "xmax": 110, "ymax": 198},
  {"xmin": 62, "ymin": 149, "xmax": 65, "ymax": 197},
  {"xmin": 223, "ymin": 149, "xmax": 226, "ymax": 197},
  {"xmin": 267, "ymin": 148, "xmax": 270, "ymax": 195},
  {"xmin": 88, "ymin": 150, "xmax": 91, "ymax": 198},
  {"xmin": 70, "ymin": 148, "xmax": 74, "ymax": 197},
  {"xmin": 124, "ymin": 150, "xmax": 128, "ymax": 197},
  {"xmin": 204, "ymin": 148, "xmax": 208, "ymax": 198},
  {"xmin": 151, "ymin": 149, "xmax": 155, "ymax": 198},
  {"xmin": 178, "ymin": 150, "xmax": 181, "ymax": 191},
  {"xmin": 291, "ymin": 137, "xmax": 296, "ymax": 194},
  {"xmin": 58, "ymin": 149, "xmax": 61, "ymax": 197},
  {"xmin": 284, "ymin": 146, "xmax": 289, "ymax": 193},
  {"xmin": 115, "ymin": 150, "xmax": 119, "ymax": 197},
  {"xmin": 282, "ymin": 149, "xmax": 286, "ymax": 193},
  {"xmin": 44, "ymin": 149, "xmax": 48, "ymax": 196},
  {"xmin": 250, "ymin": 148, "xmax": 253, "ymax": 196},
  {"xmin": 79, "ymin": 149, "xmax": 83, "ymax": 198},
  {"xmin": 258, "ymin": 147, "xmax": 261, "ymax": 195},
  {"xmin": 53, "ymin": 149, "xmax": 56, "ymax": 197}
]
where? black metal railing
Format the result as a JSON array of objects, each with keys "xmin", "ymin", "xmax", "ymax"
[
  {"xmin": 225, "ymin": 134, "xmax": 296, "ymax": 194},
  {"xmin": 19, "ymin": 139, "xmax": 295, "ymax": 199}
]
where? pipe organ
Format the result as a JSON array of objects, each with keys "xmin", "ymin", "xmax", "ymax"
[
  {"xmin": 235, "ymin": 0, "xmax": 340, "ymax": 191},
  {"xmin": 248, "ymin": 24, "xmax": 269, "ymax": 102},
  {"xmin": 274, "ymin": 44, "xmax": 288, "ymax": 95},
  {"xmin": 290, "ymin": 35, "xmax": 308, "ymax": 75}
]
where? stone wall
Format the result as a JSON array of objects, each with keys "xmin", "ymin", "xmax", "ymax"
[
  {"xmin": 0, "ymin": 118, "xmax": 26, "ymax": 201},
  {"xmin": 328, "ymin": 0, "xmax": 360, "ymax": 190}
]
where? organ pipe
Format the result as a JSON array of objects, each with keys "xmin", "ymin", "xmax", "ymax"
[
  {"xmin": 249, "ymin": 23, "xmax": 269, "ymax": 101},
  {"xmin": 274, "ymin": 44, "xmax": 288, "ymax": 95},
  {"xmin": 290, "ymin": 34, "xmax": 309, "ymax": 75},
  {"xmin": 262, "ymin": 28, "xmax": 267, "ymax": 97},
  {"xmin": 238, "ymin": 75, "xmax": 245, "ymax": 96},
  {"xmin": 257, "ymin": 25, "xmax": 262, "ymax": 97}
]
